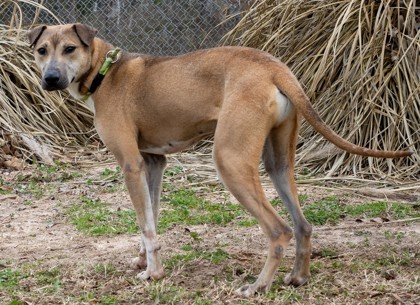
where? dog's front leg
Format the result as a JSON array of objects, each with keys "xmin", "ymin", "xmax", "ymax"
[
  {"xmin": 123, "ymin": 156, "xmax": 164, "ymax": 280},
  {"xmin": 131, "ymin": 153, "xmax": 167, "ymax": 271},
  {"xmin": 100, "ymin": 129, "xmax": 164, "ymax": 281}
]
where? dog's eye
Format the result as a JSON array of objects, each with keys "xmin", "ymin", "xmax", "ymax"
[
  {"xmin": 64, "ymin": 46, "xmax": 76, "ymax": 54},
  {"xmin": 37, "ymin": 48, "xmax": 47, "ymax": 55}
]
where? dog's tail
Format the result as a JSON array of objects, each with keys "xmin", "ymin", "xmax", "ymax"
[{"xmin": 273, "ymin": 64, "xmax": 412, "ymax": 158}]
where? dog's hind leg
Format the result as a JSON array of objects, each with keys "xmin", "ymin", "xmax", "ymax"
[
  {"xmin": 263, "ymin": 113, "xmax": 312, "ymax": 287},
  {"xmin": 131, "ymin": 153, "xmax": 167, "ymax": 270},
  {"xmin": 213, "ymin": 104, "xmax": 293, "ymax": 296}
]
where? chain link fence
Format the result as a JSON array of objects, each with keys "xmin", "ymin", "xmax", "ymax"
[{"xmin": 2, "ymin": 0, "xmax": 252, "ymax": 55}]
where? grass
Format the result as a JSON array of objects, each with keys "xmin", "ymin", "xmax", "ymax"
[
  {"xmin": 158, "ymin": 188, "xmax": 245, "ymax": 232},
  {"xmin": 302, "ymin": 196, "xmax": 418, "ymax": 225},
  {"xmin": 165, "ymin": 248, "xmax": 231, "ymax": 270},
  {"xmin": 2, "ymin": 162, "xmax": 83, "ymax": 200},
  {"xmin": 65, "ymin": 187, "xmax": 418, "ymax": 237},
  {"xmin": 67, "ymin": 196, "xmax": 138, "ymax": 235},
  {"xmin": 148, "ymin": 282, "xmax": 187, "ymax": 304},
  {"xmin": 66, "ymin": 189, "xmax": 247, "ymax": 236},
  {"xmin": 35, "ymin": 268, "xmax": 62, "ymax": 292},
  {"xmin": 0, "ymin": 269, "xmax": 27, "ymax": 288},
  {"xmin": 2, "ymin": 161, "xmax": 418, "ymax": 304}
]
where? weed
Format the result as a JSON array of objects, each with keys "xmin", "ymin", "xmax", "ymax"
[
  {"xmin": 181, "ymin": 244, "xmax": 193, "ymax": 251},
  {"xmin": 303, "ymin": 196, "xmax": 343, "ymax": 225},
  {"xmin": 165, "ymin": 248, "xmax": 230, "ymax": 270},
  {"xmin": 101, "ymin": 167, "xmax": 122, "ymax": 181},
  {"xmin": 354, "ymin": 231, "xmax": 372, "ymax": 236},
  {"xmin": 189, "ymin": 231, "xmax": 202, "ymax": 241},
  {"xmin": 384, "ymin": 231, "xmax": 405, "ymax": 239},
  {"xmin": 0, "ymin": 177, "xmax": 13, "ymax": 195},
  {"xmin": 158, "ymin": 188, "xmax": 244, "ymax": 232},
  {"xmin": 319, "ymin": 247, "xmax": 338, "ymax": 258},
  {"xmin": 14, "ymin": 180, "xmax": 47, "ymax": 199},
  {"xmin": 36, "ymin": 267, "xmax": 62, "ymax": 292},
  {"xmin": 67, "ymin": 196, "xmax": 138, "ymax": 235},
  {"xmin": 0, "ymin": 269, "xmax": 27, "ymax": 288},
  {"xmin": 36, "ymin": 267, "xmax": 60, "ymax": 285},
  {"xmin": 32, "ymin": 162, "xmax": 80, "ymax": 183},
  {"xmin": 99, "ymin": 295, "xmax": 118, "ymax": 305},
  {"xmin": 6, "ymin": 300, "xmax": 25, "ymax": 305},
  {"xmin": 237, "ymin": 218, "xmax": 258, "ymax": 227},
  {"xmin": 193, "ymin": 296, "xmax": 213, "ymax": 305},
  {"xmin": 303, "ymin": 198, "xmax": 418, "ymax": 225},
  {"xmin": 95, "ymin": 262, "xmax": 117, "ymax": 276},
  {"xmin": 149, "ymin": 282, "xmax": 186, "ymax": 304},
  {"xmin": 310, "ymin": 261, "xmax": 323, "ymax": 274},
  {"xmin": 164, "ymin": 165, "xmax": 184, "ymax": 177},
  {"xmin": 267, "ymin": 286, "xmax": 303, "ymax": 301}
]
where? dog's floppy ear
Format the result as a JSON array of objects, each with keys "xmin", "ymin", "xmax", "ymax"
[
  {"xmin": 28, "ymin": 25, "xmax": 47, "ymax": 48},
  {"xmin": 73, "ymin": 23, "xmax": 97, "ymax": 47}
]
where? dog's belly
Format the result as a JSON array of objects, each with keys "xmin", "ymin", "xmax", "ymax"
[
  {"xmin": 140, "ymin": 138, "xmax": 203, "ymax": 155},
  {"xmin": 138, "ymin": 118, "xmax": 217, "ymax": 155}
]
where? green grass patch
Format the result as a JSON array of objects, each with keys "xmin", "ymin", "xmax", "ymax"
[
  {"xmin": 0, "ymin": 176, "xmax": 13, "ymax": 195},
  {"xmin": 68, "ymin": 188, "xmax": 251, "ymax": 235},
  {"xmin": 0, "ymin": 268, "xmax": 27, "ymax": 288},
  {"xmin": 36, "ymin": 267, "xmax": 62, "ymax": 292},
  {"xmin": 95, "ymin": 262, "xmax": 117, "ymax": 276},
  {"xmin": 101, "ymin": 166, "xmax": 122, "ymax": 181},
  {"xmin": 303, "ymin": 197, "xmax": 418, "ymax": 225},
  {"xmin": 159, "ymin": 188, "xmax": 244, "ymax": 232},
  {"xmin": 237, "ymin": 218, "xmax": 258, "ymax": 227},
  {"xmin": 149, "ymin": 282, "xmax": 187, "ymax": 304},
  {"xmin": 67, "ymin": 196, "xmax": 138, "ymax": 235},
  {"xmin": 6, "ymin": 162, "xmax": 82, "ymax": 199},
  {"xmin": 0, "ymin": 268, "xmax": 28, "ymax": 304},
  {"xmin": 165, "ymin": 248, "xmax": 231, "ymax": 270},
  {"xmin": 6, "ymin": 300, "xmax": 26, "ymax": 305}
]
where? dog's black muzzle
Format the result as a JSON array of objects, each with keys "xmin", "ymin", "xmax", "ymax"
[{"xmin": 42, "ymin": 68, "xmax": 68, "ymax": 91}]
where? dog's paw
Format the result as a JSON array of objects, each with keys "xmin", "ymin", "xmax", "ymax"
[
  {"xmin": 130, "ymin": 256, "xmax": 147, "ymax": 270},
  {"xmin": 136, "ymin": 270, "xmax": 151, "ymax": 281},
  {"xmin": 284, "ymin": 272, "xmax": 309, "ymax": 287},
  {"xmin": 235, "ymin": 285, "xmax": 255, "ymax": 297},
  {"xmin": 234, "ymin": 283, "xmax": 268, "ymax": 297},
  {"xmin": 136, "ymin": 268, "xmax": 164, "ymax": 281}
]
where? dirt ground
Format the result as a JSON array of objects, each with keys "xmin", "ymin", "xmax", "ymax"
[{"xmin": 0, "ymin": 154, "xmax": 419, "ymax": 305}]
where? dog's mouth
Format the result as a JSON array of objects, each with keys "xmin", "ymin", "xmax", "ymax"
[{"xmin": 41, "ymin": 79, "xmax": 69, "ymax": 91}]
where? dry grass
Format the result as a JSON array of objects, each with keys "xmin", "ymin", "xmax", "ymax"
[
  {"xmin": 0, "ymin": 1, "xmax": 98, "ymax": 165},
  {"xmin": 222, "ymin": 0, "xmax": 419, "ymax": 182}
]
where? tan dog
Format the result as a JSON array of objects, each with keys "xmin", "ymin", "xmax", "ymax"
[{"xmin": 28, "ymin": 23, "xmax": 411, "ymax": 296}]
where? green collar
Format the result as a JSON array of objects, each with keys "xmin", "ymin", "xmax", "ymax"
[{"xmin": 81, "ymin": 47, "xmax": 121, "ymax": 101}]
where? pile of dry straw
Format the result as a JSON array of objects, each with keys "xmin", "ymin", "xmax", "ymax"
[
  {"xmin": 1, "ymin": 0, "xmax": 418, "ymax": 184},
  {"xmin": 0, "ymin": 1, "xmax": 96, "ymax": 168},
  {"xmin": 223, "ymin": 0, "xmax": 419, "ymax": 182}
]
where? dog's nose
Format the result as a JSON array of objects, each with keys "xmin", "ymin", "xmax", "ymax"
[{"xmin": 44, "ymin": 70, "xmax": 60, "ymax": 86}]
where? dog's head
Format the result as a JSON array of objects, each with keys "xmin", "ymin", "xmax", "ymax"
[{"xmin": 28, "ymin": 23, "xmax": 97, "ymax": 91}]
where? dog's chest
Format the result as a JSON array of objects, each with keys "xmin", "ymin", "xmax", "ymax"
[{"xmin": 67, "ymin": 83, "xmax": 96, "ymax": 114}]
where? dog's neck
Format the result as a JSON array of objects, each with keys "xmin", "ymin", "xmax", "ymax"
[{"xmin": 69, "ymin": 38, "xmax": 118, "ymax": 103}]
